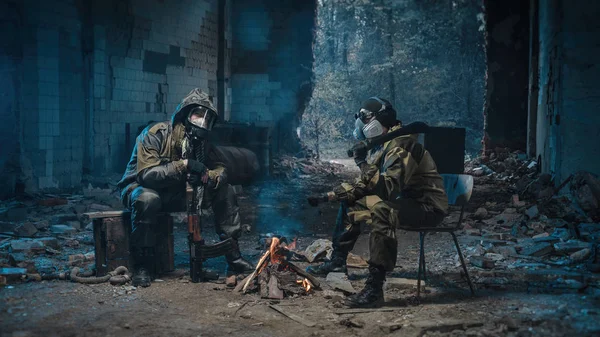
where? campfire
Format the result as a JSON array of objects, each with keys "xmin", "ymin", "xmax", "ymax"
[{"xmin": 235, "ymin": 235, "xmax": 320, "ymax": 299}]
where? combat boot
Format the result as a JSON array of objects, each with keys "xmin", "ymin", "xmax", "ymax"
[
  {"xmin": 306, "ymin": 252, "xmax": 348, "ymax": 276},
  {"xmin": 344, "ymin": 265, "xmax": 385, "ymax": 308},
  {"xmin": 225, "ymin": 239, "xmax": 253, "ymax": 275},
  {"xmin": 132, "ymin": 247, "xmax": 155, "ymax": 287}
]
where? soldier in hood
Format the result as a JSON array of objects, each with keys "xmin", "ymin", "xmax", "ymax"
[{"xmin": 117, "ymin": 88, "xmax": 253, "ymax": 287}]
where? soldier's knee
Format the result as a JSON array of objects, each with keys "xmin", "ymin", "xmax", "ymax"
[{"xmin": 130, "ymin": 187, "xmax": 161, "ymax": 214}]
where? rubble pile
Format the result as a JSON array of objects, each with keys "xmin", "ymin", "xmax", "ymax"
[
  {"xmin": 460, "ymin": 149, "xmax": 600, "ymax": 289},
  {"xmin": 0, "ymin": 177, "xmax": 122, "ymax": 285},
  {"xmin": 272, "ymin": 155, "xmax": 344, "ymax": 178}
]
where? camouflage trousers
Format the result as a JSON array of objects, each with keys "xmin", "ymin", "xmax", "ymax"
[
  {"xmin": 122, "ymin": 183, "xmax": 241, "ymax": 249},
  {"xmin": 332, "ymin": 195, "xmax": 445, "ymax": 271}
]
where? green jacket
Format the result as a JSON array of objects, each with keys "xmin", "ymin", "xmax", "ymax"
[{"xmin": 334, "ymin": 125, "xmax": 448, "ymax": 214}]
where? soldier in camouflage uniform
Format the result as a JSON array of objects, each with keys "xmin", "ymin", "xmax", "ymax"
[
  {"xmin": 306, "ymin": 97, "xmax": 448, "ymax": 308},
  {"xmin": 117, "ymin": 88, "xmax": 253, "ymax": 287}
]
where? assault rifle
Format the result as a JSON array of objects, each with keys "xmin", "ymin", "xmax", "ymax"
[{"xmin": 187, "ymin": 178, "xmax": 234, "ymax": 282}]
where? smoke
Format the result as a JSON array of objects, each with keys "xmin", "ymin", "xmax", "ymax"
[{"xmin": 254, "ymin": 180, "xmax": 304, "ymax": 238}]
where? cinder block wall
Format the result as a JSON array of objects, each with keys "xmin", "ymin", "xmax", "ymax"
[
  {"xmin": 89, "ymin": 0, "xmax": 226, "ymax": 173},
  {"xmin": 0, "ymin": 0, "xmax": 229, "ymax": 195}
]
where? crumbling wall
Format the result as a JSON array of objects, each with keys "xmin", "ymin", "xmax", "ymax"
[
  {"xmin": 536, "ymin": 0, "xmax": 600, "ymax": 182},
  {"xmin": 483, "ymin": 0, "xmax": 530, "ymax": 151},
  {"xmin": 229, "ymin": 0, "xmax": 316, "ymax": 153},
  {"xmin": 0, "ymin": 1, "xmax": 22, "ymax": 197},
  {"xmin": 89, "ymin": 0, "xmax": 226, "ymax": 173},
  {"xmin": 0, "ymin": 0, "xmax": 229, "ymax": 195}
]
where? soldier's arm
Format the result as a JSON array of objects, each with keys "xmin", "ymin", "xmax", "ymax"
[
  {"xmin": 137, "ymin": 131, "xmax": 187, "ymax": 189},
  {"xmin": 366, "ymin": 145, "xmax": 419, "ymax": 200}
]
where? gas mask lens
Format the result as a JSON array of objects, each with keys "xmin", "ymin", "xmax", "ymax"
[
  {"xmin": 188, "ymin": 106, "xmax": 216, "ymax": 131},
  {"xmin": 355, "ymin": 108, "xmax": 374, "ymax": 123}
]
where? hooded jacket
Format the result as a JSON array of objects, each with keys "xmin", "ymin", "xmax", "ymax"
[
  {"xmin": 117, "ymin": 89, "xmax": 226, "ymax": 197},
  {"xmin": 334, "ymin": 124, "xmax": 448, "ymax": 214}
]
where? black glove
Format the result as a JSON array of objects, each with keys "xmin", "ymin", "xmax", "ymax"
[
  {"xmin": 350, "ymin": 141, "xmax": 368, "ymax": 162},
  {"xmin": 187, "ymin": 159, "xmax": 207, "ymax": 175},
  {"xmin": 187, "ymin": 173, "xmax": 203, "ymax": 186},
  {"xmin": 307, "ymin": 194, "xmax": 328, "ymax": 207}
]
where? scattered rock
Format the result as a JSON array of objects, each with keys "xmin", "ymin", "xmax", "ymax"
[
  {"xmin": 225, "ymin": 275, "xmax": 237, "ymax": 288},
  {"xmin": 385, "ymin": 278, "xmax": 423, "ymax": 291},
  {"xmin": 322, "ymin": 289, "xmax": 344, "ymax": 300},
  {"xmin": 532, "ymin": 232, "xmax": 549, "ymax": 239},
  {"xmin": 554, "ymin": 240, "xmax": 591, "ymax": 254},
  {"xmin": 525, "ymin": 205, "xmax": 539, "ymax": 219},
  {"xmin": 33, "ymin": 220, "xmax": 50, "ymax": 230},
  {"xmin": 520, "ymin": 242, "xmax": 554, "ymax": 257},
  {"xmin": 339, "ymin": 318, "xmax": 364, "ymax": 328},
  {"xmin": 511, "ymin": 194, "xmax": 526, "ymax": 207},
  {"xmin": 38, "ymin": 237, "xmax": 60, "ymax": 249},
  {"xmin": 346, "ymin": 253, "xmax": 368, "ymax": 268},
  {"xmin": 0, "ymin": 267, "xmax": 27, "ymax": 282},
  {"xmin": 469, "ymin": 256, "xmax": 495, "ymax": 269},
  {"xmin": 570, "ymin": 248, "xmax": 592, "ymax": 262},
  {"xmin": 379, "ymin": 322, "xmax": 402, "ymax": 333},
  {"xmin": 49, "ymin": 224, "xmax": 77, "ymax": 235},
  {"xmin": 484, "ymin": 253, "xmax": 504, "ymax": 261},
  {"xmin": 491, "ymin": 245, "xmax": 517, "ymax": 258},
  {"xmin": 326, "ymin": 272, "xmax": 356, "ymax": 293},
  {"xmin": 10, "ymin": 240, "xmax": 45, "ymax": 253},
  {"xmin": 14, "ymin": 222, "xmax": 38, "ymax": 237},
  {"xmin": 66, "ymin": 221, "xmax": 81, "ymax": 230},
  {"xmin": 473, "ymin": 208, "xmax": 488, "ymax": 220},
  {"xmin": 304, "ymin": 239, "xmax": 333, "ymax": 263}
]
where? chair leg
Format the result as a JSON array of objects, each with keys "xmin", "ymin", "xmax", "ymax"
[
  {"xmin": 421, "ymin": 232, "xmax": 427, "ymax": 282},
  {"xmin": 416, "ymin": 232, "xmax": 423, "ymax": 297},
  {"xmin": 451, "ymin": 232, "xmax": 475, "ymax": 296}
]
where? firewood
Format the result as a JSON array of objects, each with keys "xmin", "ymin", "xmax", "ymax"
[
  {"xmin": 242, "ymin": 250, "xmax": 270, "ymax": 293},
  {"xmin": 287, "ymin": 261, "xmax": 321, "ymax": 289}
]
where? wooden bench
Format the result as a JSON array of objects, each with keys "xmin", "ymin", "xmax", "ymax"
[{"xmin": 86, "ymin": 211, "xmax": 174, "ymax": 276}]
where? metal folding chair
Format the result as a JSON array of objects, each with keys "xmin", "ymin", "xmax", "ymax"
[{"xmin": 399, "ymin": 174, "xmax": 475, "ymax": 297}]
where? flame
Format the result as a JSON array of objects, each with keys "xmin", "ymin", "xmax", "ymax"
[
  {"xmin": 286, "ymin": 237, "xmax": 297, "ymax": 251},
  {"xmin": 269, "ymin": 237, "xmax": 284, "ymax": 264},
  {"xmin": 296, "ymin": 278, "xmax": 312, "ymax": 292}
]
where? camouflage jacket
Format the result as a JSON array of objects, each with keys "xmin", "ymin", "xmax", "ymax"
[
  {"xmin": 117, "ymin": 89, "xmax": 226, "ymax": 199},
  {"xmin": 334, "ymin": 125, "xmax": 448, "ymax": 214}
]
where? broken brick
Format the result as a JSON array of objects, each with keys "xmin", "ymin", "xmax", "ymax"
[
  {"xmin": 525, "ymin": 205, "xmax": 539, "ymax": 219},
  {"xmin": 520, "ymin": 242, "xmax": 554, "ymax": 257},
  {"xmin": 9, "ymin": 240, "xmax": 45, "ymax": 253},
  {"xmin": 14, "ymin": 222, "xmax": 38, "ymax": 237},
  {"xmin": 469, "ymin": 256, "xmax": 495, "ymax": 269}
]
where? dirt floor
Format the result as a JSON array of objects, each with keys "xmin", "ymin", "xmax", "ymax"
[{"xmin": 2, "ymin": 159, "xmax": 600, "ymax": 336}]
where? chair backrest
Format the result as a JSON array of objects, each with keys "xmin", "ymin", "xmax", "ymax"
[{"xmin": 440, "ymin": 174, "xmax": 473, "ymax": 206}]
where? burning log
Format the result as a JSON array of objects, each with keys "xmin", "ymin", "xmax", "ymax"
[
  {"xmin": 241, "ymin": 235, "xmax": 318, "ymax": 298},
  {"xmin": 241, "ymin": 249, "xmax": 271, "ymax": 293}
]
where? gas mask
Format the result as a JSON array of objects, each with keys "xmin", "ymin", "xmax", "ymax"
[
  {"xmin": 362, "ymin": 119, "xmax": 384, "ymax": 139},
  {"xmin": 185, "ymin": 106, "xmax": 217, "ymax": 141},
  {"xmin": 353, "ymin": 115, "xmax": 385, "ymax": 140}
]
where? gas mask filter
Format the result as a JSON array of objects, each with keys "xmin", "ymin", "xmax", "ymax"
[
  {"xmin": 353, "ymin": 118, "xmax": 366, "ymax": 140},
  {"xmin": 362, "ymin": 119, "xmax": 384, "ymax": 139}
]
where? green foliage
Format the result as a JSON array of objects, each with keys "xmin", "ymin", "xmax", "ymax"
[{"xmin": 303, "ymin": 0, "xmax": 486, "ymax": 158}]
